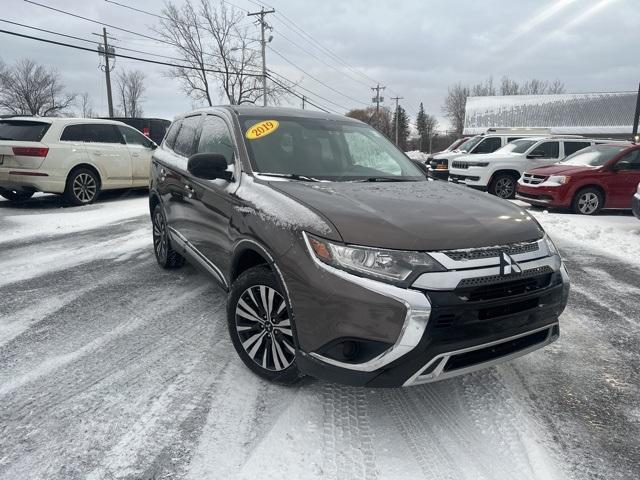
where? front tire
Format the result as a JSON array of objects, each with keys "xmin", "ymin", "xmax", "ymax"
[
  {"xmin": 572, "ymin": 187, "xmax": 603, "ymax": 215},
  {"xmin": 152, "ymin": 205, "xmax": 185, "ymax": 269},
  {"xmin": 489, "ymin": 173, "xmax": 518, "ymax": 199},
  {"xmin": 227, "ymin": 266, "xmax": 302, "ymax": 385},
  {"xmin": 64, "ymin": 168, "xmax": 100, "ymax": 205},
  {"xmin": 0, "ymin": 189, "xmax": 34, "ymax": 203}
]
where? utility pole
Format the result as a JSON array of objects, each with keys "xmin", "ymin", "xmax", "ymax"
[
  {"xmin": 633, "ymin": 82, "xmax": 640, "ymax": 143},
  {"xmin": 95, "ymin": 28, "xmax": 116, "ymax": 117},
  {"xmin": 301, "ymin": 95, "xmax": 306, "ymax": 109},
  {"xmin": 371, "ymin": 84, "xmax": 385, "ymax": 129},
  {"xmin": 248, "ymin": 6, "xmax": 275, "ymax": 107},
  {"xmin": 391, "ymin": 96, "xmax": 403, "ymax": 146}
]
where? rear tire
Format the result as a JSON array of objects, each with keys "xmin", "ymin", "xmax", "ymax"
[
  {"xmin": 0, "ymin": 189, "xmax": 34, "ymax": 203},
  {"xmin": 152, "ymin": 205, "xmax": 185, "ymax": 269},
  {"xmin": 572, "ymin": 187, "xmax": 603, "ymax": 215},
  {"xmin": 488, "ymin": 173, "xmax": 518, "ymax": 199},
  {"xmin": 227, "ymin": 266, "xmax": 302, "ymax": 385},
  {"xmin": 64, "ymin": 168, "xmax": 100, "ymax": 206}
]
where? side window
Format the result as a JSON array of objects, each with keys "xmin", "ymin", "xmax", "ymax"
[
  {"xmin": 84, "ymin": 124, "xmax": 124, "ymax": 144},
  {"xmin": 60, "ymin": 124, "xmax": 86, "ymax": 142},
  {"xmin": 564, "ymin": 141, "xmax": 591, "ymax": 156},
  {"xmin": 472, "ymin": 137, "xmax": 502, "ymax": 154},
  {"xmin": 164, "ymin": 121, "xmax": 181, "ymax": 150},
  {"xmin": 530, "ymin": 141, "xmax": 560, "ymax": 158},
  {"xmin": 197, "ymin": 115, "xmax": 235, "ymax": 165},
  {"xmin": 118, "ymin": 126, "xmax": 151, "ymax": 147},
  {"xmin": 173, "ymin": 116, "xmax": 201, "ymax": 157},
  {"xmin": 616, "ymin": 150, "xmax": 640, "ymax": 170}
]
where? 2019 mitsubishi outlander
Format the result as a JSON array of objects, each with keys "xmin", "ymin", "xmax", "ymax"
[{"xmin": 149, "ymin": 106, "xmax": 570, "ymax": 387}]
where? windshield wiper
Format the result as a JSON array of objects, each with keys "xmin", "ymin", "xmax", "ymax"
[
  {"xmin": 359, "ymin": 177, "xmax": 418, "ymax": 182},
  {"xmin": 257, "ymin": 172, "xmax": 320, "ymax": 182}
]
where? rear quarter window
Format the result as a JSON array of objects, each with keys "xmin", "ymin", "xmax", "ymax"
[{"xmin": 0, "ymin": 120, "xmax": 51, "ymax": 141}]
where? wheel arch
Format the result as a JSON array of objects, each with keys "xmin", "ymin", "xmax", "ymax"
[
  {"xmin": 149, "ymin": 191, "xmax": 161, "ymax": 220},
  {"xmin": 489, "ymin": 168, "xmax": 522, "ymax": 184},
  {"xmin": 573, "ymin": 184, "xmax": 606, "ymax": 205},
  {"xmin": 66, "ymin": 163, "xmax": 103, "ymax": 188}
]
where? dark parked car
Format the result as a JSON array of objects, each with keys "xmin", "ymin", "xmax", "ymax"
[
  {"xmin": 517, "ymin": 143, "xmax": 640, "ymax": 215},
  {"xmin": 105, "ymin": 117, "xmax": 170, "ymax": 145},
  {"xmin": 632, "ymin": 182, "xmax": 640, "ymax": 219},
  {"xmin": 149, "ymin": 106, "xmax": 569, "ymax": 387}
]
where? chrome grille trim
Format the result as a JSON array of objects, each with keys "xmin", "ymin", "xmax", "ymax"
[
  {"xmin": 457, "ymin": 265, "xmax": 554, "ymax": 288},
  {"xmin": 443, "ymin": 240, "xmax": 539, "ymax": 261}
]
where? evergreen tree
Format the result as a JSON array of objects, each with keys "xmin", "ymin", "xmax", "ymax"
[
  {"xmin": 392, "ymin": 105, "xmax": 410, "ymax": 151},
  {"xmin": 415, "ymin": 102, "xmax": 437, "ymax": 152}
]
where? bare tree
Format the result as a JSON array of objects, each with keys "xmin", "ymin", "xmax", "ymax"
[
  {"xmin": 155, "ymin": 0, "xmax": 289, "ymax": 105},
  {"xmin": 116, "ymin": 70, "xmax": 146, "ymax": 117},
  {"xmin": 346, "ymin": 106, "xmax": 394, "ymax": 139},
  {"xmin": 442, "ymin": 84, "xmax": 469, "ymax": 135},
  {"xmin": 78, "ymin": 92, "xmax": 96, "ymax": 118},
  {"xmin": 548, "ymin": 79, "xmax": 565, "ymax": 94},
  {"xmin": 0, "ymin": 59, "xmax": 75, "ymax": 116},
  {"xmin": 471, "ymin": 77, "xmax": 496, "ymax": 97},
  {"xmin": 500, "ymin": 76, "xmax": 520, "ymax": 95}
]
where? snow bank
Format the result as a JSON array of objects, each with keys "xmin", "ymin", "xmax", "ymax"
[
  {"xmin": 527, "ymin": 207, "xmax": 640, "ymax": 265},
  {"xmin": 405, "ymin": 150, "xmax": 429, "ymax": 161}
]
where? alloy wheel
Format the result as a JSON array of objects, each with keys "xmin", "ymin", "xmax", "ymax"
[
  {"xmin": 152, "ymin": 210, "xmax": 168, "ymax": 262},
  {"xmin": 235, "ymin": 285, "xmax": 295, "ymax": 371},
  {"xmin": 72, "ymin": 173, "xmax": 97, "ymax": 203},
  {"xmin": 494, "ymin": 177, "xmax": 515, "ymax": 198},
  {"xmin": 578, "ymin": 192, "xmax": 599, "ymax": 214}
]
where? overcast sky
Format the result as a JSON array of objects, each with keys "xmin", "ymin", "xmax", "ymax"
[{"xmin": 1, "ymin": 0, "xmax": 637, "ymax": 129}]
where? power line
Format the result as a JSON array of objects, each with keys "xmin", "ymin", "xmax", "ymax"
[
  {"xmin": 268, "ymin": 46, "xmax": 369, "ymax": 107},
  {"xmin": 267, "ymin": 74, "xmax": 339, "ymax": 115},
  {"xmin": 268, "ymin": 70, "xmax": 350, "ymax": 112},
  {"xmin": 0, "ymin": 28, "xmax": 264, "ymax": 77},
  {"xmin": 102, "ymin": 0, "xmax": 261, "ymax": 43}
]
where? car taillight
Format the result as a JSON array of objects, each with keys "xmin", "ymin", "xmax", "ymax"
[{"xmin": 12, "ymin": 147, "xmax": 49, "ymax": 157}]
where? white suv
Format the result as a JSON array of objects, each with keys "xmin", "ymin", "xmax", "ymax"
[
  {"xmin": 429, "ymin": 128, "xmax": 551, "ymax": 180},
  {"xmin": 0, "ymin": 117, "xmax": 156, "ymax": 205},
  {"xmin": 448, "ymin": 136, "xmax": 601, "ymax": 198}
]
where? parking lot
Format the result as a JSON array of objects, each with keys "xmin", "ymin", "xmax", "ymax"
[{"xmin": 1, "ymin": 192, "xmax": 639, "ymax": 480}]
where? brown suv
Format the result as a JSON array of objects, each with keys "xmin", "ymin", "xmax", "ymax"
[{"xmin": 149, "ymin": 106, "xmax": 570, "ymax": 387}]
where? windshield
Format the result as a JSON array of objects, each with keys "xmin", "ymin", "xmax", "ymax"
[
  {"xmin": 457, "ymin": 136, "xmax": 482, "ymax": 152},
  {"xmin": 240, "ymin": 116, "xmax": 425, "ymax": 182},
  {"xmin": 560, "ymin": 145, "xmax": 626, "ymax": 167},
  {"xmin": 497, "ymin": 139, "xmax": 538, "ymax": 154},
  {"xmin": 0, "ymin": 120, "xmax": 51, "ymax": 141}
]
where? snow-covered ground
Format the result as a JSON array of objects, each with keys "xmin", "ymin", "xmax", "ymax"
[{"xmin": 1, "ymin": 192, "xmax": 639, "ymax": 480}]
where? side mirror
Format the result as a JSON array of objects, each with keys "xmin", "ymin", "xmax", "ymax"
[
  {"xmin": 612, "ymin": 160, "xmax": 630, "ymax": 171},
  {"xmin": 187, "ymin": 153, "xmax": 232, "ymax": 181},
  {"xmin": 148, "ymin": 141, "xmax": 158, "ymax": 150}
]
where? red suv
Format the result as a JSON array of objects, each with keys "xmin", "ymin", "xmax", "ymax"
[{"xmin": 516, "ymin": 143, "xmax": 640, "ymax": 215}]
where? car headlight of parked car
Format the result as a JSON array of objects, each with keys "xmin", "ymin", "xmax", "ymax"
[
  {"xmin": 546, "ymin": 175, "xmax": 571, "ymax": 185},
  {"xmin": 305, "ymin": 233, "xmax": 446, "ymax": 282},
  {"xmin": 544, "ymin": 234, "xmax": 560, "ymax": 257}
]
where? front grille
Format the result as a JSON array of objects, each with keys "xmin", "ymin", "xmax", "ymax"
[
  {"xmin": 452, "ymin": 160, "xmax": 468, "ymax": 169},
  {"xmin": 457, "ymin": 265, "xmax": 554, "ymax": 289},
  {"xmin": 521, "ymin": 173, "xmax": 547, "ymax": 185},
  {"xmin": 444, "ymin": 241, "xmax": 539, "ymax": 262},
  {"xmin": 461, "ymin": 272, "xmax": 553, "ymax": 302}
]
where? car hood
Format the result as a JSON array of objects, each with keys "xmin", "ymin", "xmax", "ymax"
[
  {"xmin": 456, "ymin": 152, "xmax": 519, "ymax": 162},
  {"xmin": 528, "ymin": 163, "xmax": 597, "ymax": 176},
  {"xmin": 269, "ymin": 180, "xmax": 543, "ymax": 250}
]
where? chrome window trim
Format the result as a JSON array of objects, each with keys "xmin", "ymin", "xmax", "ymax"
[
  {"xmin": 411, "ymin": 255, "xmax": 562, "ymax": 291},
  {"xmin": 403, "ymin": 323, "xmax": 558, "ymax": 387},
  {"xmin": 302, "ymin": 232, "xmax": 432, "ymax": 372}
]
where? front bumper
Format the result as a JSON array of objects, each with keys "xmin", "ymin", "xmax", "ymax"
[
  {"xmin": 448, "ymin": 169, "xmax": 489, "ymax": 189},
  {"xmin": 633, "ymin": 192, "xmax": 640, "ymax": 219},
  {"xmin": 516, "ymin": 182, "xmax": 571, "ymax": 208},
  {"xmin": 295, "ymin": 236, "xmax": 569, "ymax": 387}
]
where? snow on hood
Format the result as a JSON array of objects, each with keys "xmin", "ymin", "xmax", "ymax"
[{"xmin": 528, "ymin": 164, "xmax": 598, "ymax": 175}]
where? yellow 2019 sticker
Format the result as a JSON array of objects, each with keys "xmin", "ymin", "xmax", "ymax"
[{"xmin": 246, "ymin": 120, "xmax": 279, "ymax": 140}]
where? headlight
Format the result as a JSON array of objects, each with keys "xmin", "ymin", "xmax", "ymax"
[
  {"xmin": 467, "ymin": 161, "xmax": 489, "ymax": 167},
  {"xmin": 544, "ymin": 234, "xmax": 560, "ymax": 256},
  {"xmin": 305, "ymin": 233, "xmax": 445, "ymax": 282},
  {"xmin": 547, "ymin": 175, "xmax": 571, "ymax": 185}
]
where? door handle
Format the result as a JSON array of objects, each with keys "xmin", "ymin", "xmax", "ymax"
[
  {"xmin": 132, "ymin": 153, "xmax": 140, "ymax": 158},
  {"xmin": 184, "ymin": 183, "xmax": 194, "ymax": 199},
  {"xmin": 94, "ymin": 152, "xmax": 103, "ymax": 156}
]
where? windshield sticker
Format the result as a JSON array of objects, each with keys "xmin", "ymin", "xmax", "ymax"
[{"xmin": 246, "ymin": 120, "xmax": 279, "ymax": 140}]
